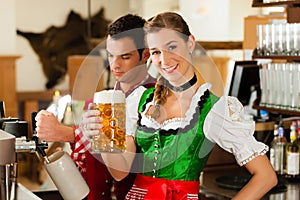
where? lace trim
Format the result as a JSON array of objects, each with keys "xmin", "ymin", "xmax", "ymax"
[
  {"xmin": 137, "ymin": 89, "xmax": 210, "ymax": 136},
  {"xmin": 239, "ymin": 145, "xmax": 269, "ymax": 166},
  {"xmin": 141, "ymin": 83, "xmax": 211, "ymax": 130},
  {"xmin": 145, "ymin": 115, "xmax": 188, "ymax": 128}
]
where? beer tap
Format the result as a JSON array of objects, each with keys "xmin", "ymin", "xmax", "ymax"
[{"xmin": 15, "ymin": 112, "xmax": 49, "ymax": 163}]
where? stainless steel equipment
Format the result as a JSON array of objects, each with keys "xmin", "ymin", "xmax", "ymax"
[
  {"xmin": 0, "ymin": 130, "xmax": 17, "ymax": 200},
  {"xmin": 0, "ymin": 109, "xmax": 48, "ymax": 200}
]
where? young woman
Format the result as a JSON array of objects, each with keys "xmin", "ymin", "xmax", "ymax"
[{"xmin": 81, "ymin": 12, "xmax": 277, "ymax": 200}]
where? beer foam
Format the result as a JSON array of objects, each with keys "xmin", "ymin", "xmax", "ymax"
[{"xmin": 93, "ymin": 90, "xmax": 125, "ymax": 104}]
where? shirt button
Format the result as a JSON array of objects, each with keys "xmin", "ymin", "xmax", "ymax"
[
  {"xmin": 154, "ymin": 156, "xmax": 157, "ymax": 160},
  {"xmin": 153, "ymin": 162, "xmax": 157, "ymax": 167},
  {"xmin": 105, "ymin": 179, "xmax": 109, "ymax": 183},
  {"xmin": 102, "ymin": 192, "xmax": 105, "ymax": 196},
  {"xmin": 154, "ymin": 137, "xmax": 158, "ymax": 141},
  {"xmin": 155, "ymin": 150, "xmax": 159, "ymax": 154},
  {"xmin": 154, "ymin": 144, "xmax": 158, "ymax": 148}
]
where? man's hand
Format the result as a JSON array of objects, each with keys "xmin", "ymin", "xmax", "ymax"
[{"xmin": 35, "ymin": 110, "xmax": 74, "ymax": 142}]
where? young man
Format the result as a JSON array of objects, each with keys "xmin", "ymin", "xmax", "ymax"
[{"xmin": 35, "ymin": 14, "xmax": 156, "ymax": 200}]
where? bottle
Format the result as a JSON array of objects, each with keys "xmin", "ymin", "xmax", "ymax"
[
  {"xmin": 271, "ymin": 126, "xmax": 287, "ymax": 175},
  {"xmin": 270, "ymin": 123, "xmax": 279, "ymax": 170},
  {"xmin": 297, "ymin": 120, "xmax": 300, "ymax": 146},
  {"xmin": 285, "ymin": 121, "xmax": 300, "ymax": 180}
]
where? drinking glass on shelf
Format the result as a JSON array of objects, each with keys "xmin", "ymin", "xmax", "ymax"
[
  {"xmin": 273, "ymin": 63, "xmax": 282, "ymax": 108},
  {"xmin": 259, "ymin": 64, "xmax": 268, "ymax": 106},
  {"xmin": 290, "ymin": 63, "xmax": 299, "ymax": 110},
  {"xmin": 256, "ymin": 24, "xmax": 265, "ymax": 56},
  {"xmin": 283, "ymin": 23, "xmax": 291, "ymax": 56},
  {"xmin": 271, "ymin": 24, "xmax": 281, "ymax": 55},
  {"xmin": 290, "ymin": 23, "xmax": 300, "ymax": 56},
  {"xmin": 263, "ymin": 24, "xmax": 272, "ymax": 56},
  {"xmin": 266, "ymin": 63, "xmax": 275, "ymax": 106},
  {"xmin": 296, "ymin": 64, "xmax": 300, "ymax": 111},
  {"xmin": 277, "ymin": 63, "xmax": 285, "ymax": 107},
  {"xmin": 281, "ymin": 63, "xmax": 292, "ymax": 109}
]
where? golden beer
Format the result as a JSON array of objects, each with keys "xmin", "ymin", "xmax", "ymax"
[{"xmin": 92, "ymin": 90, "xmax": 126, "ymax": 153}]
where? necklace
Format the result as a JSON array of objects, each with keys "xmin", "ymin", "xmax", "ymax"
[{"xmin": 165, "ymin": 73, "xmax": 197, "ymax": 92}]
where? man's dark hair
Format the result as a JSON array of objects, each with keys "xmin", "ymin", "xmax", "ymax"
[{"xmin": 107, "ymin": 14, "xmax": 146, "ymax": 59}]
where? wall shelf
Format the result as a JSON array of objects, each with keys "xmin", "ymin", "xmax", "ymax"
[
  {"xmin": 253, "ymin": 104, "xmax": 300, "ymax": 116},
  {"xmin": 252, "ymin": 54, "xmax": 300, "ymax": 61},
  {"xmin": 252, "ymin": 0, "xmax": 300, "ymax": 23},
  {"xmin": 251, "ymin": 1, "xmax": 300, "ymax": 117},
  {"xmin": 252, "ymin": 0, "xmax": 300, "ymax": 7}
]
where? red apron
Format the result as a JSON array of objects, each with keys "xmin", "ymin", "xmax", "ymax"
[{"xmin": 125, "ymin": 174, "xmax": 199, "ymax": 200}]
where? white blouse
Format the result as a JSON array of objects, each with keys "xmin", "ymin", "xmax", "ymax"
[
  {"xmin": 138, "ymin": 83, "xmax": 268, "ymax": 166},
  {"xmin": 126, "ymin": 86, "xmax": 147, "ymax": 137}
]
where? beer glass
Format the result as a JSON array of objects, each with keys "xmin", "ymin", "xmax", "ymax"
[{"xmin": 92, "ymin": 90, "xmax": 126, "ymax": 153}]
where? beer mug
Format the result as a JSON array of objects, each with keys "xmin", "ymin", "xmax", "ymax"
[
  {"xmin": 44, "ymin": 151, "xmax": 90, "ymax": 200},
  {"xmin": 92, "ymin": 90, "xmax": 126, "ymax": 153}
]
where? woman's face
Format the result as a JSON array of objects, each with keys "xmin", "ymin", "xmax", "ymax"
[{"xmin": 146, "ymin": 28, "xmax": 195, "ymax": 85}]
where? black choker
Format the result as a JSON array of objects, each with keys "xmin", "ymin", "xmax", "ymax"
[{"xmin": 165, "ymin": 73, "xmax": 197, "ymax": 92}]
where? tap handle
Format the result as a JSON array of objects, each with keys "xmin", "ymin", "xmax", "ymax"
[
  {"xmin": 0, "ymin": 100, "xmax": 5, "ymax": 118},
  {"xmin": 31, "ymin": 111, "xmax": 38, "ymax": 136},
  {"xmin": 30, "ymin": 111, "xmax": 48, "ymax": 158}
]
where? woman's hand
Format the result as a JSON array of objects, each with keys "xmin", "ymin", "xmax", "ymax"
[{"xmin": 79, "ymin": 103, "xmax": 103, "ymax": 138}]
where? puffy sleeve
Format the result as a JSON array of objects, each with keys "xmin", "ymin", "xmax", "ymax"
[
  {"xmin": 203, "ymin": 96, "xmax": 268, "ymax": 166},
  {"xmin": 126, "ymin": 86, "xmax": 147, "ymax": 137}
]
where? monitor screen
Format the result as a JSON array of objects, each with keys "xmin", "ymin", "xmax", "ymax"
[{"xmin": 228, "ymin": 61, "xmax": 260, "ymax": 106}]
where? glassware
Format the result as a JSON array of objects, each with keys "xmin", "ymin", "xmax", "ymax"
[
  {"xmin": 92, "ymin": 90, "xmax": 126, "ymax": 153},
  {"xmin": 256, "ymin": 24, "xmax": 264, "ymax": 56},
  {"xmin": 259, "ymin": 64, "xmax": 268, "ymax": 106},
  {"xmin": 283, "ymin": 23, "xmax": 291, "ymax": 56},
  {"xmin": 290, "ymin": 63, "xmax": 298, "ymax": 110},
  {"xmin": 271, "ymin": 24, "xmax": 281, "ymax": 55},
  {"xmin": 281, "ymin": 63, "xmax": 292, "ymax": 109},
  {"xmin": 290, "ymin": 23, "xmax": 300, "ymax": 56},
  {"xmin": 273, "ymin": 63, "xmax": 282, "ymax": 108},
  {"xmin": 263, "ymin": 24, "xmax": 272, "ymax": 56}
]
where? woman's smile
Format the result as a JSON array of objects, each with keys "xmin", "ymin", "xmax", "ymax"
[{"xmin": 162, "ymin": 64, "xmax": 178, "ymax": 73}]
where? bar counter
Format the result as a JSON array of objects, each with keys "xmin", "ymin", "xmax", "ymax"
[{"xmin": 199, "ymin": 164, "xmax": 300, "ymax": 200}]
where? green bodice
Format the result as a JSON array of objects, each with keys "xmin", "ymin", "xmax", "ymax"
[{"xmin": 136, "ymin": 88, "xmax": 219, "ymax": 181}]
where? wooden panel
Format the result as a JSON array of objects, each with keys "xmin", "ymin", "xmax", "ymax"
[
  {"xmin": 17, "ymin": 89, "xmax": 69, "ymax": 123},
  {"xmin": 287, "ymin": 7, "xmax": 300, "ymax": 23},
  {"xmin": 17, "ymin": 89, "xmax": 69, "ymax": 102},
  {"xmin": 197, "ymin": 41, "xmax": 242, "ymax": 50},
  {"xmin": 67, "ymin": 55, "xmax": 105, "ymax": 100},
  {"xmin": 0, "ymin": 55, "xmax": 21, "ymax": 117},
  {"xmin": 193, "ymin": 55, "xmax": 229, "ymax": 97},
  {"xmin": 22, "ymin": 101, "xmax": 39, "ymax": 136},
  {"xmin": 211, "ymin": 56, "xmax": 230, "ymax": 85}
]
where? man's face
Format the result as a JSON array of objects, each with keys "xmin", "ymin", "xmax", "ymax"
[{"xmin": 106, "ymin": 35, "xmax": 146, "ymax": 81}]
